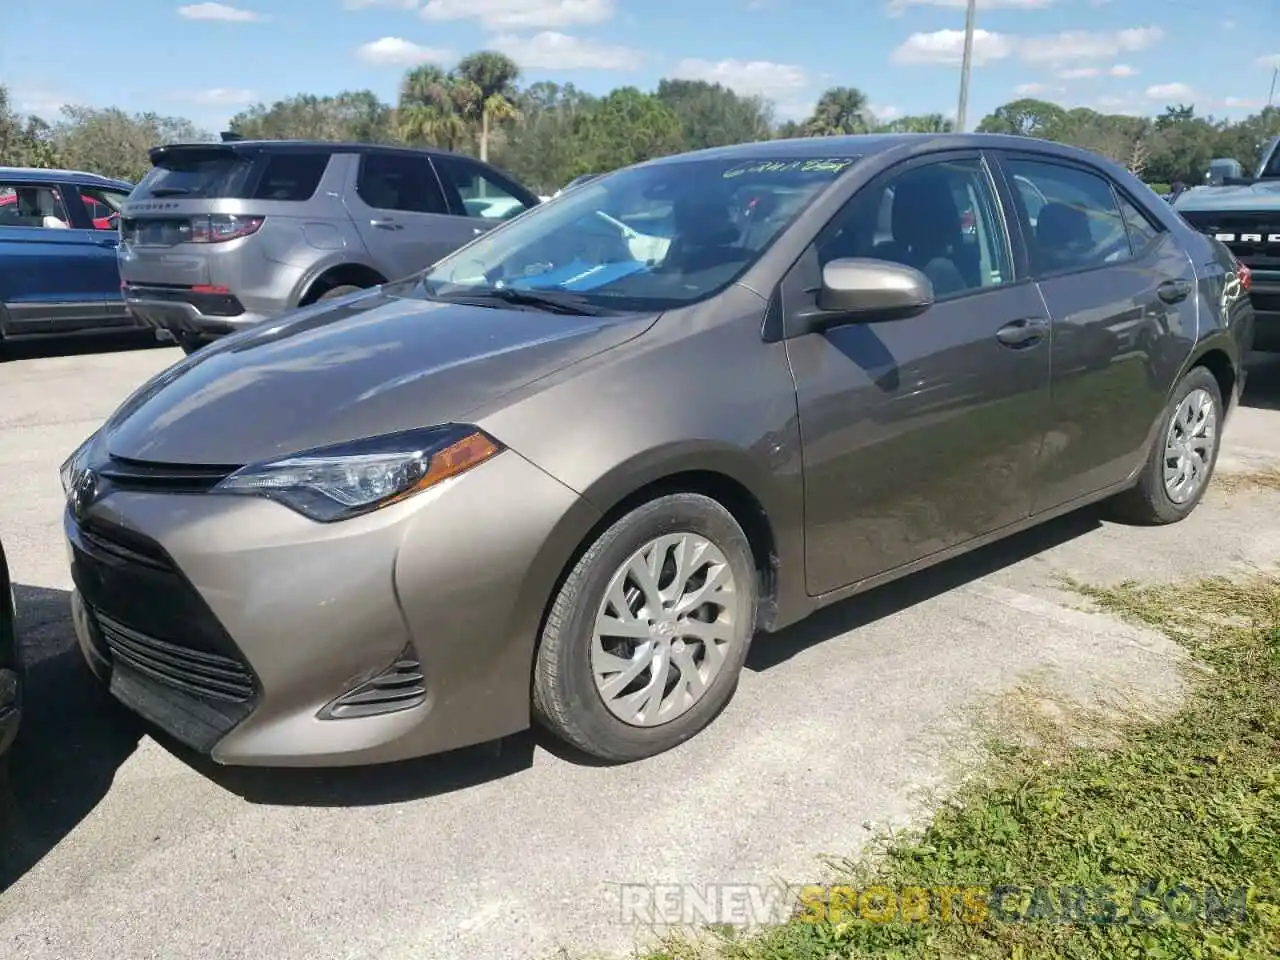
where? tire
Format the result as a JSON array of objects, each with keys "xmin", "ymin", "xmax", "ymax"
[
  {"xmin": 532, "ymin": 493, "xmax": 759, "ymax": 763},
  {"xmin": 1108, "ymin": 365, "xmax": 1223, "ymax": 525},
  {"xmin": 317, "ymin": 284, "xmax": 364, "ymax": 301}
]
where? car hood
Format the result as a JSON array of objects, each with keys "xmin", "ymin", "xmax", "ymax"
[
  {"xmin": 1175, "ymin": 180, "xmax": 1280, "ymax": 213},
  {"xmin": 102, "ymin": 288, "xmax": 656, "ymax": 465}
]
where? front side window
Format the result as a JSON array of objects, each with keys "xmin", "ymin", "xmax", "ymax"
[
  {"xmin": 433, "ymin": 156, "xmax": 531, "ymax": 221},
  {"xmin": 816, "ymin": 157, "xmax": 1012, "ymax": 298},
  {"xmin": 0, "ymin": 183, "xmax": 70, "ymax": 229},
  {"xmin": 409, "ymin": 155, "xmax": 862, "ymax": 312},
  {"xmin": 1003, "ymin": 158, "xmax": 1131, "ymax": 276}
]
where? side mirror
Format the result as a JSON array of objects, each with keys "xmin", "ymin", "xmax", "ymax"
[{"xmin": 798, "ymin": 258, "xmax": 934, "ymax": 333}]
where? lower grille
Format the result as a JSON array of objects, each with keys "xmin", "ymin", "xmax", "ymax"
[
  {"xmin": 321, "ymin": 650, "xmax": 426, "ymax": 720},
  {"xmin": 95, "ymin": 611, "xmax": 254, "ymax": 703}
]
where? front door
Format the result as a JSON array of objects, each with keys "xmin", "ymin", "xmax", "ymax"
[
  {"xmin": 992, "ymin": 153, "xmax": 1199, "ymax": 510},
  {"xmin": 0, "ymin": 180, "xmax": 111, "ymax": 335},
  {"xmin": 785, "ymin": 152, "xmax": 1053, "ymax": 596},
  {"xmin": 346, "ymin": 152, "xmax": 474, "ymax": 281}
]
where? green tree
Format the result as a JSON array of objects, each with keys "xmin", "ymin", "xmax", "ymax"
[
  {"xmin": 655, "ymin": 78, "xmax": 774, "ymax": 150},
  {"xmin": 573, "ymin": 87, "xmax": 684, "ymax": 172},
  {"xmin": 52, "ymin": 106, "xmax": 209, "ymax": 182},
  {"xmin": 229, "ymin": 91, "xmax": 393, "ymax": 142},
  {"xmin": 878, "ymin": 113, "xmax": 954, "ymax": 134},
  {"xmin": 803, "ymin": 86, "xmax": 873, "ymax": 136},
  {"xmin": 0, "ymin": 86, "xmax": 61, "ymax": 168},
  {"xmin": 451, "ymin": 51, "xmax": 521, "ymax": 162},
  {"xmin": 975, "ymin": 98, "xmax": 1067, "ymax": 138},
  {"xmin": 395, "ymin": 65, "xmax": 469, "ymax": 151},
  {"xmin": 496, "ymin": 81, "xmax": 598, "ymax": 193}
]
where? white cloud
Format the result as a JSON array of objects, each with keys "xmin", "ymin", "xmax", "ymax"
[
  {"xmin": 356, "ymin": 36, "xmax": 454, "ymax": 66},
  {"xmin": 1257, "ymin": 53, "xmax": 1280, "ymax": 69},
  {"xmin": 168, "ymin": 88, "xmax": 257, "ymax": 105},
  {"xmin": 344, "ymin": 0, "xmax": 418, "ymax": 7},
  {"xmin": 1018, "ymin": 26, "xmax": 1163, "ymax": 63},
  {"xmin": 1145, "ymin": 82, "xmax": 1195, "ymax": 101},
  {"xmin": 10, "ymin": 87, "xmax": 67, "ymax": 118},
  {"xmin": 489, "ymin": 31, "xmax": 643, "ymax": 69},
  {"xmin": 1014, "ymin": 82, "xmax": 1047, "ymax": 95},
  {"xmin": 177, "ymin": 2, "xmax": 267, "ymax": 21},
  {"xmin": 891, "ymin": 29, "xmax": 1012, "ymax": 66},
  {"xmin": 870, "ymin": 103, "xmax": 902, "ymax": 120},
  {"xmin": 1222, "ymin": 18, "xmax": 1236, "ymax": 30},
  {"xmin": 1057, "ymin": 67, "xmax": 1099, "ymax": 79},
  {"xmin": 1223, "ymin": 96, "xmax": 1266, "ymax": 109},
  {"xmin": 887, "ymin": 0, "xmax": 1053, "ymax": 14},
  {"xmin": 420, "ymin": 0, "xmax": 611, "ymax": 29},
  {"xmin": 1110, "ymin": 64, "xmax": 1138, "ymax": 77},
  {"xmin": 670, "ymin": 58, "xmax": 809, "ymax": 98}
]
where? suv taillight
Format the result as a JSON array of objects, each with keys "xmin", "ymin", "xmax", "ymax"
[{"xmin": 189, "ymin": 214, "xmax": 264, "ymax": 243}]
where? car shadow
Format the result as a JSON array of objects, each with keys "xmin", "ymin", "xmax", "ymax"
[
  {"xmin": 0, "ymin": 330, "xmax": 169, "ymax": 362},
  {"xmin": 0, "ymin": 585, "xmax": 143, "ymax": 893},
  {"xmin": 746, "ymin": 505, "xmax": 1103, "ymax": 672},
  {"xmin": 1241, "ymin": 351, "xmax": 1280, "ymax": 411}
]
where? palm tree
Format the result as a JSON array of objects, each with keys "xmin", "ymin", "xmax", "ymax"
[
  {"xmin": 451, "ymin": 51, "xmax": 521, "ymax": 162},
  {"xmin": 803, "ymin": 87, "xmax": 873, "ymax": 137},
  {"xmin": 395, "ymin": 65, "xmax": 468, "ymax": 150}
]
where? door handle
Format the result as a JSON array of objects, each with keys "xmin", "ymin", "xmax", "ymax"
[
  {"xmin": 1157, "ymin": 278, "xmax": 1192, "ymax": 303},
  {"xmin": 96, "ymin": 236, "xmax": 119, "ymax": 247},
  {"xmin": 995, "ymin": 317, "xmax": 1049, "ymax": 348},
  {"xmin": 370, "ymin": 218, "xmax": 403, "ymax": 230}
]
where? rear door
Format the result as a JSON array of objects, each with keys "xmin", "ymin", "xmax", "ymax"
[
  {"xmin": 345, "ymin": 151, "xmax": 465, "ymax": 280},
  {"xmin": 0, "ymin": 179, "xmax": 113, "ymax": 335},
  {"xmin": 990, "ymin": 152, "xmax": 1198, "ymax": 511},
  {"xmin": 71, "ymin": 183, "xmax": 134, "ymax": 321}
]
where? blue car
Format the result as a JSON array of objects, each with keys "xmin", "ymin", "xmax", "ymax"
[{"xmin": 0, "ymin": 167, "xmax": 144, "ymax": 348}]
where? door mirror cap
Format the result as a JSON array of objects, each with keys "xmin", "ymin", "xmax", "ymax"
[{"xmin": 806, "ymin": 258, "xmax": 935, "ymax": 331}]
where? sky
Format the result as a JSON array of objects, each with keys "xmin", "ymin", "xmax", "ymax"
[{"xmin": 3, "ymin": 0, "xmax": 1279, "ymax": 132}]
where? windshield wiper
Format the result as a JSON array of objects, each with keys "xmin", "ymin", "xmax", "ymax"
[{"xmin": 437, "ymin": 287, "xmax": 606, "ymax": 316}]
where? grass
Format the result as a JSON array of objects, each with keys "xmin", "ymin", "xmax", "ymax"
[{"xmin": 628, "ymin": 574, "xmax": 1280, "ymax": 960}]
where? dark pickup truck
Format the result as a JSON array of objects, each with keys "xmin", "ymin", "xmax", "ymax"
[{"xmin": 1174, "ymin": 135, "xmax": 1280, "ymax": 351}]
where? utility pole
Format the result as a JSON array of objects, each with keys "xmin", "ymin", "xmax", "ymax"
[
  {"xmin": 955, "ymin": 0, "xmax": 978, "ymax": 132},
  {"xmin": 1268, "ymin": 67, "xmax": 1278, "ymax": 108}
]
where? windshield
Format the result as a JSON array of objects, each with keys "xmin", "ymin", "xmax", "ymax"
[{"xmin": 412, "ymin": 155, "xmax": 861, "ymax": 312}]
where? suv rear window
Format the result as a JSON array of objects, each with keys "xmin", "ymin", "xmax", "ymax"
[{"xmin": 132, "ymin": 148, "xmax": 331, "ymax": 201}]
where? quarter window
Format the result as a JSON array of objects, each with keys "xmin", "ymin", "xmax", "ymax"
[
  {"xmin": 817, "ymin": 157, "xmax": 1012, "ymax": 299},
  {"xmin": 356, "ymin": 153, "xmax": 448, "ymax": 215},
  {"xmin": 1003, "ymin": 158, "xmax": 1131, "ymax": 275},
  {"xmin": 1118, "ymin": 194, "xmax": 1163, "ymax": 256},
  {"xmin": 0, "ymin": 183, "xmax": 71, "ymax": 229}
]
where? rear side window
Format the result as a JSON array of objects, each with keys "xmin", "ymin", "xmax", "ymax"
[
  {"xmin": 251, "ymin": 152, "xmax": 330, "ymax": 201},
  {"xmin": 1002, "ymin": 158, "xmax": 1131, "ymax": 276},
  {"xmin": 433, "ymin": 156, "xmax": 532, "ymax": 220},
  {"xmin": 132, "ymin": 150, "xmax": 255, "ymax": 200},
  {"xmin": 1118, "ymin": 195, "xmax": 1163, "ymax": 256},
  {"xmin": 356, "ymin": 153, "xmax": 448, "ymax": 215}
]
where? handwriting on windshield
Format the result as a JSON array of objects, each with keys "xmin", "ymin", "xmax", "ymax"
[{"xmin": 723, "ymin": 158, "xmax": 856, "ymax": 178}]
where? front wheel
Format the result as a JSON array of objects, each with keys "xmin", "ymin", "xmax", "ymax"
[
  {"xmin": 532, "ymin": 493, "xmax": 758, "ymax": 763},
  {"xmin": 1108, "ymin": 365, "xmax": 1223, "ymax": 524}
]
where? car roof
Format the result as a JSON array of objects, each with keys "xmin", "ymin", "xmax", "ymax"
[
  {"xmin": 0, "ymin": 166, "xmax": 133, "ymax": 190},
  {"xmin": 642, "ymin": 132, "xmax": 1119, "ymax": 170},
  {"xmin": 149, "ymin": 139, "xmax": 476, "ymax": 164}
]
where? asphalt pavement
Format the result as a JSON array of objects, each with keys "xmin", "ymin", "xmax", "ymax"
[{"xmin": 1, "ymin": 337, "xmax": 1279, "ymax": 960}]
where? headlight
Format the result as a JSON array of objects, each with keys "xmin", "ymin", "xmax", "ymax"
[
  {"xmin": 59, "ymin": 432, "xmax": 97, "ymax": 495},
  {"xmin": 212, "ymin": 424, "xmax": 503, "ymax": 522}
]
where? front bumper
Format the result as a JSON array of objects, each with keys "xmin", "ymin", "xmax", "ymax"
[
  {"xmin": 66, "ymin": 449, "xmax": 589, "ymax": 767},
  {"xmin": 123, "ymin": 283, "xmax": 268, "ymax": 343}
]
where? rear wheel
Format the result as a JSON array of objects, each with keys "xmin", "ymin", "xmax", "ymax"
[
  {"xmin": 316, "ymin": 284, "xmax": 364, "ymax": 302},
  {"xmin": 1109, "ymin": 365, "xmax": 1223, "ymax": 524},
  {"xmin": 532, "ymin": 493, "xmax": 758, "ymax": 763}
]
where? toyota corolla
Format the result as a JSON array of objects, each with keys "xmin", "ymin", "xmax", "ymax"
[{"xmin": 61, "ymin": 133, "xmax": 1253, "ymax": 768}]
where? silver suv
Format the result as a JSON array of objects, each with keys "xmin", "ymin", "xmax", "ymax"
[{"xmin": 118, "ymin": 140, "xmax": 541, "ymax": 353}]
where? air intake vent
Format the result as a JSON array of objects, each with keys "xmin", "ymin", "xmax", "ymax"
[{"xmin": 320, "ymin": 650, "xmax": 426, "ymax": 720}]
